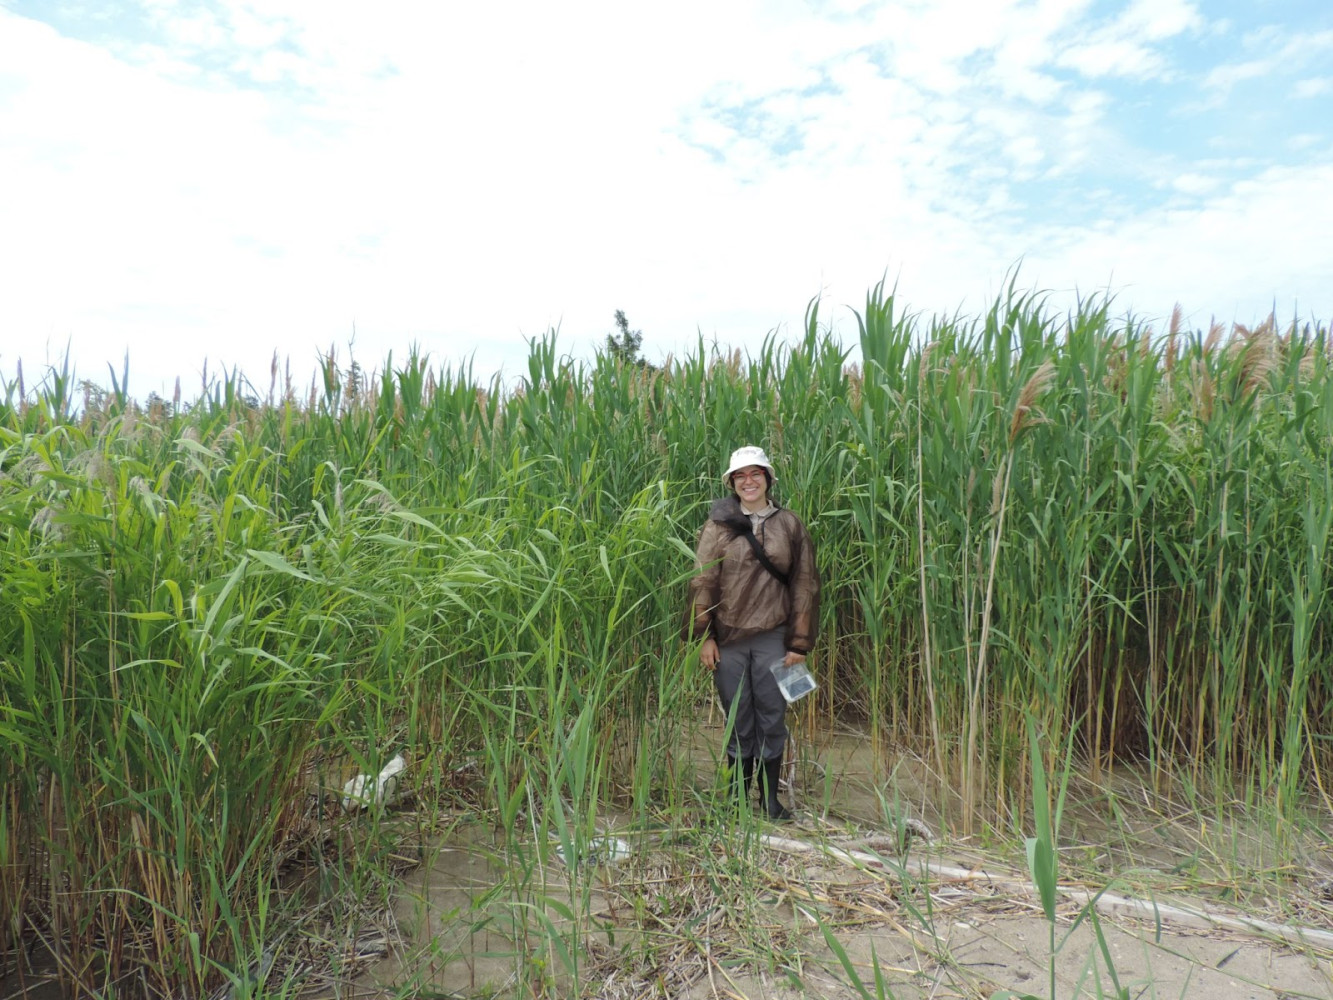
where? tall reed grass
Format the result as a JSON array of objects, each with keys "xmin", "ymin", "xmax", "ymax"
[{"xmin": 2, "ymin": 285, "xmax": 1331, "ymax": 994}]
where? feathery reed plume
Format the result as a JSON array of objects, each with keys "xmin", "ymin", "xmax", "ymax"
[
  {"xmin": 1192, "ymin": 357, "xmax": 1214, "ymax": 422},
  {"xmin": 845, "ymin": 363, "xmax": 863, "ymax": 409},
  {"xmin": 365, "ymin": 485, "xmax": 400, "ymax": 513},
  {"xmin": 1203, "ymin": 319, "xmax": 1224, "ymax": 356},
  {"xmin": 920, "ymin": 340, "xmax": 942, "ymax": 378},
  {"xmin": 1298, "ymin": 337, "xmax": 1318, "ymax": 382},
  {"xmin": 172, "ymin": 377, "xmax": 181, "ymax": 409},
  {"xmin": 1165, "ymin": 305, "xmax": 1182, "ymax": 376},
  {"xmin": 31, "ymin": 503, "xmax": 63, "ymax": 540},
  {"xmin": 11, "ymin": 452, "xmax": 42, "ymax": 486},
  {"xmin": 269, "ymin": 351, "xmax": 279, "ymax": 407},
  {"xmin": 72, "ymin": 448, "xmax": 112, "ymax": 487},
  {"xmin": 1103, "ymin": 333, "xmax": 1128, "ymax": 399},
  {"xmin": 128, "ymin": 474, "xmax": 150, "ymax": 497},
  {"xmin": 1009, "ymin": 360, "xmax": 1056, "ymax": 444},
  {"xmin": 1237, "ymin": 319, "xmax": 1278, "ymax": 398}
]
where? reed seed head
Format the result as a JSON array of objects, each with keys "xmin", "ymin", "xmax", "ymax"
[{"xmin": 1008, "ymin": 360, "xmax": 1056, "ymax": 444}]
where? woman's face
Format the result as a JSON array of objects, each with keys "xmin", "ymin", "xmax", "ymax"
[{"xmin": 731, "ymin": 465, "xmax": 769, "ymax": 507}]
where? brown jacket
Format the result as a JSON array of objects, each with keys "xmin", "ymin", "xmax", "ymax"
[{"xmin": 683, "ymin": 496, "xmax": 820, "ymax": 654}]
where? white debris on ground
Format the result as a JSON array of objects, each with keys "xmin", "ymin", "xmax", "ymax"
[
  {"xmin": 554, "ymin": 835, "xmax": 633, "ymax": 868},
  {"xmin": 341, "ymin": 754, "xmax": 408, "ymax": 812}
]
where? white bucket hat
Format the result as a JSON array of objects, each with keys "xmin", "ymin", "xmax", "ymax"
[{"xmin": 723, "ymin": 445, "xmax": 777, "ymax": 485}]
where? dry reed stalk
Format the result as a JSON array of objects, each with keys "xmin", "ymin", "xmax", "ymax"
[
  {"xmin": 964, "ymin": 360, "xmax": 1056, "ymax": 830},
  {"xmin": 760, "ymin": 835, "xmax": 1333, "ymax": 952},
  {"xmin": 916, "ymin": 357, "xmax": 946, "ymax": 789}
]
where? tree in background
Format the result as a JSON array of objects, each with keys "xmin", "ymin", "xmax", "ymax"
[{"xmin": 604, "ymin": 310, "xmax": 652, "ymax": 370}]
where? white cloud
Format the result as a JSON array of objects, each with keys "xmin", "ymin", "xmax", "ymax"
[
  {"xmin": 1288, "ymin": 133, "xmax": 1324, "ymax": 151},
  {"xmin": 1057, "ymin": 39, "xmax": 1162, "ymax": 79},
  {"xmin": 1204, "ymin": 29, "xmax": 1333, "ymax": 96},
  {"xmin": 1170, "ymin": 172, "xmax": 1219, "ymax": 195},
  {"xmin": 1054, "ymin": 0, "xmax": 1200, "ymax": 82},
  {"xmin": 1023, "ymin": 162, "xmax": 1333, "ymax": 328},
  {"xmin": 1120, "ymin": 0, "xmax": 1202, "ymax": 41},
  {"xmin": 1, "ymin": 1, "xmax": 1329, "ymax": 401},
  {"xmin": 1293, "ymin": 77, "xmax": 1331, "ymax": 99},
  {"xmin": 1203, "ymin": 57, "xmax": 1270, "ymax": 93}
]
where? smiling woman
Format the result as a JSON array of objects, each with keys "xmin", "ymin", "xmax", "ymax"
[{"xmin": 683, "ymin": 445, "xmax": 821, "ymax": 821}]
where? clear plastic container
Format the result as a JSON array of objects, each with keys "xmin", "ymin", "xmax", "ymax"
[{"xmin": 770, "ymin": 659, "xmax": 817, "ymax": 703}]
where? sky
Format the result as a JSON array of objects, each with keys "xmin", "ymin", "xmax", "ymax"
[{"xmin": 2, "ymin": 0, "xmax": 1330, "ymax": 401}]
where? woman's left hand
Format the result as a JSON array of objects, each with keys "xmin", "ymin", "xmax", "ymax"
[{"xmin": 783, "ymin": 651, "xmax": 807, "ymax": 667}]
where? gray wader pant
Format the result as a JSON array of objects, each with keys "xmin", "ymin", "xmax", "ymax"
[{"xmin": 714, "ymin": 628, "xmax": 788, "ymax": 763}]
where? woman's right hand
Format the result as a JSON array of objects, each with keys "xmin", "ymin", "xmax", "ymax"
[{"xmin": 700, "ymin": 638, "xmax": 720, "ymax": 671}]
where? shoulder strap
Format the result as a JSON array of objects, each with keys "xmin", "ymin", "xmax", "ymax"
[
  {"xmin": 738, "ymin": 519, "xmax": 790, "ymax": 588},
  {"xmin": 708, "ymin": 497, "xmax": 791, "ymax": 588}
]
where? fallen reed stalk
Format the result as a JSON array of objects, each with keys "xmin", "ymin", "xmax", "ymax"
[{"xmin": 760, "ymin": 835, "xmax": 1333, "ymax": 952}]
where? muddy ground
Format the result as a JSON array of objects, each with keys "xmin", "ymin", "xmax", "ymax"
[
  {"xmin": 358, "ymin": 717, "xmax": 1333, "ymax": 999},
  {"xmin": 6, "ymin": 715, "xmax": 1330, "ymax": 999}
]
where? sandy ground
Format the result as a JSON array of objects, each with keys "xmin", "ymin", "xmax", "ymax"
[
  {"xmin": 357, "ymin": 718, "xmax": 1333, "ymax": 999},
  {"xmin": 9, "ymin": 719, "xmax": 1331, "ymax": 999},
  {"xmin": 360, "ymin": 836, "xmax": 1333, "ymax": 999}
]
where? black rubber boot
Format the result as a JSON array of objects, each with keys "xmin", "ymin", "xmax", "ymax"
[{"xmin": 761, "ymin": 757, "xmax": 793, "ymax": 820}]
